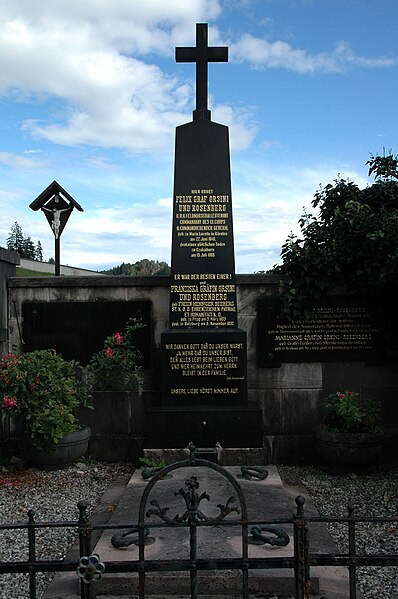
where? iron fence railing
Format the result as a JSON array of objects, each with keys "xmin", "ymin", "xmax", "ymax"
[{"xmin": 0, "ymin": 446, "xmax": 397, "ymax": 599}]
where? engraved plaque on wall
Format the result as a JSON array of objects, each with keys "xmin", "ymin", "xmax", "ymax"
[{"xmin": 258, "ymin": 297, "xmax": 385, "ymax": 366}]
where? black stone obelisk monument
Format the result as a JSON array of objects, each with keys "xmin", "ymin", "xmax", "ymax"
[{"xmin": 150, "ymin": 24, "xmax": 262, "ymax": 448}]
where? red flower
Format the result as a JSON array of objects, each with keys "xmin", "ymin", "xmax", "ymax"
[
  {"xmin": 2, "ymin": 395, "xmax": 17, "ymax": 410},
  {"xmin": 113, "ymin": 332, "xmax": 124, "ymax": 345},
  {"xmin": 105, "ymin": 347, "xmax": 114, "ymax": 357}
]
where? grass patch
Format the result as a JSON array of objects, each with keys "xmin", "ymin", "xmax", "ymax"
[{"xmin": 16, "ymin": 267, "xmax": 54, "ymax": 277}]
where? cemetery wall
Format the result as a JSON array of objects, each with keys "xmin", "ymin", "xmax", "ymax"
[
  {"xmin": 6, "ymin": 274, "xmax": 398, "ymax": 463},
  {"xmin": 0, "ymin": 247, "xmax": 19, "ymax": 355}
]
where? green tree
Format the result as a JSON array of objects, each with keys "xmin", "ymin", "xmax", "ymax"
[
  {"xmin": 35, "ymin": 240, "xmax": 43, "ymax": 262},
  {"xmin": 101, "ymin": 259, "xmax": 170, "ymax": 276},
  {"xmin": 21, "ymin": 236, "xmax": 37, "ymax": 259},
  {"xmin": 129, "ymin": 259, "xmax": 170, "ymax": 276},
  {"xmin": 276, "ymin": 152, "xmax": 398, "ymax": 318},
  {"xmin": 6, "ymin": 222, "xmax": 43, "ymax": 260},
  {"xmin": 7, "ymin": 221, "xmax": 25, "ymax": 255}
]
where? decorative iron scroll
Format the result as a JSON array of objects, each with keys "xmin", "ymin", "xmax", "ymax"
[
  {"xmin": 146, "ymin": 474, "xmax": 240, "ymax": 525},
  {"xmin": 111, "ymin": 526, "xmax": 150, "ymax": 548},
  {"xmin": 240, "ymin": 465, "xmax": 269, "ymax": 480},
  {"xmin": 249, "ymin": 525, "xmax": 290, "ymax": 547},
  {"xmin": 141, "ymin": 466, "xmax": 165, "ymax": 480}
]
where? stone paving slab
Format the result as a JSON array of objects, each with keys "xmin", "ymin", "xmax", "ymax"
[
  {"xmin": 44, "ymin": 463, "xmax": 356, "ymax": 598},
  {"xmin": 90, "ymin": 465, "xmax": 351, "ymax": 597}
]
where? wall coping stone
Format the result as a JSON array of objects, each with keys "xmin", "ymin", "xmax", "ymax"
[{"xmin": 0, "ymin": 246, "xmax": 20, "ymax": 266}]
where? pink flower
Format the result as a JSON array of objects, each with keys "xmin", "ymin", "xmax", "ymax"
[
  {"xmin": 105, "ymin": 347, "xmax": 114, "ymax": 357},
  {"xmin": 347, "ymin": 391, "xmax": 353, "ymax": 396},
  {"xmin": 113, "ymin": 332, "xmax": 124, "ymax": 345},
  {"xmin": 2, "ymin": 395, "xmax": 17, "ymax": 410}
]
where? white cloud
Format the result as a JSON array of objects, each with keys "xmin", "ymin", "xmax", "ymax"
[
  {"xmin": 0, "ymin": 0, "xmax": 228, "ymax": 153},
  {"xmin": 0, "ymin": 151, "xmax": 46, "ymax": 169},
  {"xmin": 212, "ymin": 104, "xmax": 257, "ymax": 151},
  {"xmin": 232, "ymin": 35, "xmax": 397, "ymax": 73}
]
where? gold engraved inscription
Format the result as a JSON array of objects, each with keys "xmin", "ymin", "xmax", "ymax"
[
  {"xmin": 268, "ymin": 307, "xmax": 377, "ymax": 352},
  {"xmin": 170, "ymin": 280, "xmax": 236, "ymax": 327},
  {"xmin": 175, "ymin": 190, "xmax": 230, "ymax": 259},
  {"xmin": 165, "ymin": 342, "xmax": 243, "ymax": 377}
]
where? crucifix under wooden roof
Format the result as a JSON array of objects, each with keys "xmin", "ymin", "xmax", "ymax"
[{"xmin": 29, "ymin": 180, "xmax": 83, "ymax": 276}]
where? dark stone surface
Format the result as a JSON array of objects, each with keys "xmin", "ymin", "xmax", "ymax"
[
  {"xmin": 258, "ymin": 296, "xmax": 387, "ymax": 366},
  {"xmin": 21, "ymin": 300, "xmax": 151, "ymax": 365},
  {"xmin": 161, "ymin": 328, "xmax": 247, "ymax": 406},
  {"xmin": 160, "ymin": 116, "xmax": 248, "ymax": 420},
  {"xmin": 77, "ymin": 391, "xmax": 146, "ymax": 462},
  {"xmin": 145, "ymin": 405, "xmax": 263, "ymax": 448},
  {"xmin": 169, "ymin": 119, "xmax": 237, "ymax": 330}
]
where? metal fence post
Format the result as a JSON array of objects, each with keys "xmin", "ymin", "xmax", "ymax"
[
  {"xmin": 78, "ymin": 500, "xmax": 92, "ymax": 599},
  {"xmin": 27, "ymin": 509, "xmax": 36, "ymax": 599},
  {"xmin": 293, "ymin": 496, "xmax": 310, "ymax": 599},
  {"xmin": 347, "ymin": 505, "xmax": 357, "ymax": 599}
]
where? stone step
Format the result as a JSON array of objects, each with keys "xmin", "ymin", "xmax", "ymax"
[{"xmin": 142, "ymin": 445, "xmax": 267, "ymax": 466}]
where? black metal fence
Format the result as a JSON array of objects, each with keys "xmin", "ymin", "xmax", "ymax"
[{"xmin": 0, "ymin": 445, "xmax": 397, "ymax": 599}]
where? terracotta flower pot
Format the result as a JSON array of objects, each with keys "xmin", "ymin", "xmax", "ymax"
[
  {"xmin": 315, "ymin": 429, "xmax": 384, "ymax": 466},
  {"xmin": 22, "ymin": 426, "xmax": 91, "ymax": 469}
]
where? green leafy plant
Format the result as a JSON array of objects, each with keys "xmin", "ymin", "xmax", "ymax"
[
  {"xmin": 274, "ymin": 152, "xmax": 398, "ymax": 320},
  {"xmin": 0, "ymin": 350, "xmax": 93, "ymax": 452},
  {"xmin": 139, "ymin": 456, "xmax": 166, "ymax": 469},
  {"xmin": 85, "ymin": 318, "xmax": 144, "ymax": 391},
  {"xmin": 320, "ymin": 390, "xmax": 382, "ymax": 434}
]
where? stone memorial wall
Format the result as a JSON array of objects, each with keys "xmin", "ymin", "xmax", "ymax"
[
  {"xmin": 21, "ymin": 300, "xmax": 151, "ymax": 365},
  {"xmin": 6, "ymin": 274, "xmax": 398, "ymax": 462},
  {"xmin": 258, "ymin": 297, "xmax": 385, "ymax": 366}
]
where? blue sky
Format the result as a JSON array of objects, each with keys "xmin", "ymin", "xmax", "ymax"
[{"xmin": 0, "ymin": 0, "xmax": 397, "ymax": 273}]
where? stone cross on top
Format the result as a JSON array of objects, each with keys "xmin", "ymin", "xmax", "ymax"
[{"xmin": 176, "ymin": 23, "xmax": 228, "ymax": 121}]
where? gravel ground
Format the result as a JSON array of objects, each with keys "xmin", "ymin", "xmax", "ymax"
[
  {"xmin": 0, "ymin": 461, "xmax": 397, "ymax": 598},
  {"xmin": 0, "ymin": 460, "xmax": 134, "ymax": 598},
  {"xmin": 279, "ymin": 464, "xmax": 398, "ymax": 599}
]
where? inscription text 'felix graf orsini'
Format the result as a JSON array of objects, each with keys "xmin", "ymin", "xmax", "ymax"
[{"xmin": 175, "ymin": 189, "xmax": 230, "ymax": 259}]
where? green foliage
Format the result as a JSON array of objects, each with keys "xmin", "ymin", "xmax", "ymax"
[
  {"xmin": 321, "ymin": 390, "xmax": 382, "ymax": 434},
  {"xmin": 139, "ymin": 456, "xmax": 166, "ymax": 469},
  {"xmin": 0, "ymin": 350, "xmax": 93, "ymax": 452},
  {"xmin": 85, "ymin": 318, "xmax": 144, "ymax": 391},
  {"xmin": 366, "ymin": 150, "xmax": 398, "ymax": 181},
  {"xmin": 36, "ymin": 241, "xmax": 43, "ymax": 262},
  {"xmin": 77, "ymin": 454, "xmax": 97, "ymax": 466},
  {"xmin": 101, "ymin": 259, "xmax": 170, "ymax": 276},
  {"xmin": 277, "ymin": 152, "xmax": 398, "ymax": 318},
  {"xmin": 6, "ymin": 221, "xmax": 43, "ymax": 260}
]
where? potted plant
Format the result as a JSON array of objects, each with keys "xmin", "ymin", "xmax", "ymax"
[
  {"xmin": 84, "ymin": 318, "xmax": 144, "ymax": 392},
  {"xmin": 315, "ymin": 389, "xmax": 384, "ymax": 465},
  {"xmin": 0, "ymin": 349, "xmax": 93, "ymax": 467},
  {"xmin": 80, "ymin": 318, "xmax": 145, "ymax": 462}
]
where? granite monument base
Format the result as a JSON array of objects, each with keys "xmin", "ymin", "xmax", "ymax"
[{"xmin": 145, "ymin": 404, "xmax": 262, "ymax": 449}]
